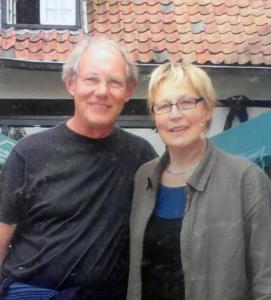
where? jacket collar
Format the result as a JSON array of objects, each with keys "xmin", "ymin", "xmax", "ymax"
[
  {"xmin": 187, "ymin": 142, "xmax": 218, "ymax": 191},
  {"xmin": 147, "ymin": 151, "xmax": 168, "ymax": 191},
  {"xmin": 147, "ymin": 141, "xmax": 218, "ymax": 192}
]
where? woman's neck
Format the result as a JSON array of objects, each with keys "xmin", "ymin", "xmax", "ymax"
[
  {"xmin": 168, "ymin": 139, "xmax": 207, "ymax": 169},
  {"xmin": 161, "ymin": 139, "xmax": 207, "ymax": 187}
]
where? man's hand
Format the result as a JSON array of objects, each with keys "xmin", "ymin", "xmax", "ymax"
[{"xmin": 0, "ymin": 222, "xmax": 16, "ymax": 273}]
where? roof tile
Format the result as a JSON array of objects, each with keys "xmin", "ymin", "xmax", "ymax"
[
  {"xmin": 197, "ymin": 50, "xmax": 211, "ymax": 64},
  {"xmin": 199, "ymin": 2, "xmax": 211, "ymax": 13},
  {"xmin": 0, "ymin": 0, "xmax": 271, "ymax": 66},
  {"xmin": 262, "ymin": 44, "xmax": 271, "ymax": 55},
  {"xmin": 15, "ymin": 49, "xmax": 30, "ymax": 60},
  {"xmin": 236, "ymin": 42, "xmax": 249, "ymax": 54},
  {"xmin": 224, "ymin": 52, "xmax": 239, "ymax": 64},
  {"xmin": 226, "ymin": 4, "xmax": 239, "ymax": 16},
  {"xmin": 205, "ymin": 21, "xmax": 218, "ymax": 34},
  {"xmin": 250, "ymin": 52, "xmax": 265, "ymax": 64},
  {"xmin": 258, "ymin": 23, "xmax": 271, "ymax": 35},
  {"xmin": 249, "ymin": 41, "xmax": 263, "ymax": 54},
  {"xmin": 238, "ymin": 52, "xmax": 250, "ymax": 64},
  {"xmin": 175, "ymin": 3, "xmax": 188, "ymax": 15},
  {"xmin": 264, "ymin": 54, "xmax": 271, "ymax": 64},
  {"xmin": 188, "ymin": 2, "xmax": 200, "ymax": 15},
  {"xmin": 1, "ymin": 34, "xmax": 16, "ymax": 50},
  {"xmin": 213, "ymin": 3, "xmax": 226, "ymax": 16}
]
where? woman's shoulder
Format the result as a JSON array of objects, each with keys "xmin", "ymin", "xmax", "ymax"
[
  {"xmin": 212, "ymin": 143, "xmax": 267, "ymax": 178},
  {"xmin": 136, "ymin": 157, "xmax": 160, "ymax": 175}
]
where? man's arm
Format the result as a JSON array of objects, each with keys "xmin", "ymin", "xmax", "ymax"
[{"xmin": 0, "ymin": 222, "xmax": 16, "ymax": 273}]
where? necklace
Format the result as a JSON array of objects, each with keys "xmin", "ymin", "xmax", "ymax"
[{"xmin": 165, "ymin": 163, "xmax": 199, "ymax": 176}]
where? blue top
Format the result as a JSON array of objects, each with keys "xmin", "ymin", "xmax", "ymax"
[
  {"xmin": 142, "ymin": 184, "xmax": 186, "ymax": 299},
  {"xmin": 154, "ymin": 185, "xmax": 186, "ymax": 219}
]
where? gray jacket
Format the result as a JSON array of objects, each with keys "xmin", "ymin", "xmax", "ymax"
[{"xmin": 127, "ymin": 142, "xmax": 271, "ymax": 300}]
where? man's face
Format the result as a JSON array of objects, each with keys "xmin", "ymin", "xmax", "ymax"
[{"xmin": 65, "ymin": 45, "xmax": 134, "ymax": 137}]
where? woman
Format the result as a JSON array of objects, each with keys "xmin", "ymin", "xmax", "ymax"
[{"xmin": 127, "ymin": 63, "xmax": 271, "ymax": 300}]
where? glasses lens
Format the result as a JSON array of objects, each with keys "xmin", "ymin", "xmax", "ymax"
[
  {"xmin": 180, "ymin": 99, "xmax": 196, "ymax": 110},
  {"xmin": 154, "ymin": 104, "xmax": 171, "ymax": 114}
]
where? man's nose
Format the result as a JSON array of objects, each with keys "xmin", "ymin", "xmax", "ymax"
[{"xmin": 95, "ymin": 80, "xmax": 108, "ymax": 95}]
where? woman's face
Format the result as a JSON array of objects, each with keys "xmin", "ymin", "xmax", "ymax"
[{"xmin": 153, "ymin": 77, "xmax": 212, "ymax": 151}]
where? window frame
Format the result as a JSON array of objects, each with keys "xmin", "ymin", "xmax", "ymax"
[{"xmin": 2, "ymin": 0, "xmax": 81, "ymax": 30}]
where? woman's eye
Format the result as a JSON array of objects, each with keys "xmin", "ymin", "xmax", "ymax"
[{"xmin": 160, "ymin": 104, "xmax": 170, "ymax": 109}]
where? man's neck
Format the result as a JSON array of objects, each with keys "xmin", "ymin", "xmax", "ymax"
[{"xmin": 66, "ymin": 118, "xmax": 113, "ymax": 139}]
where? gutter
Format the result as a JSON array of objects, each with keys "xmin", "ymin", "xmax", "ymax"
[
  {"xmin": 0, "ymin": 58, "xmax": 63, "ymax": 71},
  {"xmin": 1, "ymin": 57, "xmax": 271, "ymax": 72},
  {"xmin": 137, "ymin": 63, "xmax": 271, "ymax": 72}
]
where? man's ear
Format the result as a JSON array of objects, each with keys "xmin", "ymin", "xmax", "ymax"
[
  {"xmin": 124, "ymin": 80, "xmax": 137, "ymax": 103},
  {"xmin": 64, "ymin": 76, "xmax": 75, "ymax": 97}
]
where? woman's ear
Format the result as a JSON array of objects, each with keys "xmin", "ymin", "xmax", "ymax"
[{"xmin": 204, "ymin": 101, "xmax": 215, "ymax": 123}]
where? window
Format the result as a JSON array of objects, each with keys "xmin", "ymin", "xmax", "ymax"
[{"xmin": 4, "ymin": 0, "xmax": 80, "ymax": 28}]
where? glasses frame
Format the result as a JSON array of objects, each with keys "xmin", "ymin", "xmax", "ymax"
[{"xmin": 151, "ymin": 97, "xmax": 204, "ymax": 114}]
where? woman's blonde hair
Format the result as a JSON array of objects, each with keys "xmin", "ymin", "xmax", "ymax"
[{"xmin": 148, "ymin": 62, "xmax": 216, "ymax": 113}]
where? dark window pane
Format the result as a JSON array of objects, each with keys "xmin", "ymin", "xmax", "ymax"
[{"xmin": 16, "ymin": 0, "xmax": 40, "ymax": 24}]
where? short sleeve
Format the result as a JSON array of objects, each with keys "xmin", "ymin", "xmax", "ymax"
[
  {"xmin": 136, "ymin": 139, "xmax": 158, "ymax": 168},
  {"xmin": 0, "ymin": 148, "xmax": 27, "ymax": 224}
]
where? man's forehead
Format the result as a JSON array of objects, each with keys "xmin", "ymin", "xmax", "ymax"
[
  {"xmin": 84, "ymin": 43, "xmax": 125, "ymax": 61},
  {"xmin": 78, "ymin": 44, "xmax": 128, "ymax": 75}
]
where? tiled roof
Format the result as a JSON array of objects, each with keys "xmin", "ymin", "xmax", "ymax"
[
  {"xmin": 0, "ymin": 28, "xmax": 84, "ymax": 62},
  {"xmin": 0, "ymin": 0, "xmax": 271, "ymax": 66}
]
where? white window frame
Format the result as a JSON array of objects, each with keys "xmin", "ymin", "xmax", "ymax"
[
  {"xmin": 6, "ymin": 0, "xmax": 16, "ymax": 24},
  {"xmin": 4, "ymin": 0, "xmax": 79, "ymax": 28},
  {"xmin": 40, "ymin": 0, "xmax": 76, "ymax": 26}
]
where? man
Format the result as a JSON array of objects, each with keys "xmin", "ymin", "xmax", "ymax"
[{"xmin": 0, "ymin": 37, "xmax": 156, "ymax": 299}]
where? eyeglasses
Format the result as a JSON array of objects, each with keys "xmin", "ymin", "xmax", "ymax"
[
  {"xmin": 76, "ymin": 73, "xmax": 126, "ymax": 90},
  {"xmin": 151, "ymin": 97, "xmax": 204, "ymax": 114}
]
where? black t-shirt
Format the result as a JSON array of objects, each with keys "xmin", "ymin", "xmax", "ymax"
[
  {"xmin": 0, "ymin": 123, "xmax": 156, "ymax": 295},
  {"xmin": 141, "ymin": 185, "xmax": 186, "ymax": 300},
  {"xmin": 142, "ymin": 215, "xmax": 185, "ymax": 300}
]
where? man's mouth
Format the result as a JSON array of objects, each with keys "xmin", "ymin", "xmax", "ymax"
[{"xmin": 88, "ymin": 103, "xmax": 112, "ymax": 109}]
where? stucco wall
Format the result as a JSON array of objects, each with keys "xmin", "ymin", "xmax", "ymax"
[
  {"xmin": 0, "ymin": 66, "xmax": 270, "ymax": 100},
  {"xmin": 0, "ymin": 66, "xmax": 270, "ymax": 153}
]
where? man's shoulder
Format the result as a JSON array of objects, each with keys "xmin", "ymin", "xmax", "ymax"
[
  {"xmin": 115, "ymin": 127, "xmax": 143, "ymax": 141},
  {"xmin": 113, "ymin": 127, "xmax": 157, "ymax": 166},
  {"xmin": 115, "ymin": 127, "xmax": 155, "ymax": 150},
  {"xmin": 13, "ymin": 124, "xmax": 64, "ymax": 152}
]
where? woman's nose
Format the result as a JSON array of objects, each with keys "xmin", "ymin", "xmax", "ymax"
[{"xmin": 169, "ymin": 103, "xmax": 183, "ymax": 118}]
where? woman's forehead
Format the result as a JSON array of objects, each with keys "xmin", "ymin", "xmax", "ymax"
[{"xmin": 157, "ymin": 77, "xmax": 197, "ymax": 95}]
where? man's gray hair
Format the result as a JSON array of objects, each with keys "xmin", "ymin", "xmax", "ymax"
[{"xmin": 62, "ymin": 36, "xmax": 138, "ymax": 84}]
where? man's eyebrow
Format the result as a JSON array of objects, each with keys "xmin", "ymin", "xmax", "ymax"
[
  {"xmin": 109, "ymin": 75, "xmax": 126, "ymax": 81},
  {"xmin": 84, "ymin": 72, "xmax": 98, "ymax": 76}
]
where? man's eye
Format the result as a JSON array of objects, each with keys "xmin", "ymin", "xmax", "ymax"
[
  {"xmin": 108, "ymin": 79, "xmax": 125, "ymax": 88},
  {"xmin": 109, "ymin": 79, "xmax": 120, "ymax": 86},
  {"xmin": 85, "ymin": 77, "xmax": 99, "ymax": 84}
]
